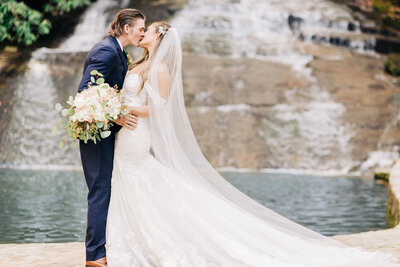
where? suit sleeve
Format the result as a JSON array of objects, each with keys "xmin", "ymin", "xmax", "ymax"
[{"xmin": 78, "ymin": 46, "xmax": 118, "ymax": 92}]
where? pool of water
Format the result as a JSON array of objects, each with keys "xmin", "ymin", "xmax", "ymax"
[{"xmin": 0, "ymin": 169, "xmax": 388, "ymax": 243}]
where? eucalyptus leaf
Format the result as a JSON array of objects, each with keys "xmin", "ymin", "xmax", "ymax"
[
  {"xmin": 96, "ymin": 121, "xmax": 104, "ymax": 128},
  {"xmin": 101, "ymin": 131, "xmax": 111, "ymax": 138},
  {"xmin": 96, "ymin": 78, "xmax": 105, "ymax": 84},
  {"xmin": 61, "ymin": 109, "xmax": 68, "ymax": 116},
  {"xmin": 55, "ymin": 103, "xmax": 62, "ymax": 111},
  {"xmin": 90, "ymin": 76, "xmax": 95, "ymax": 83},
  {"xmin": 90, "ymin": 70, "xmax": 97, "ymax": 75},
  {"xmin": 67, "ymin": 109, "xmax": 74, "ymax": 115}
]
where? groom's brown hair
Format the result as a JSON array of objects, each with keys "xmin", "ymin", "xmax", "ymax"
[{"xmin": 108, "ymin": 8, "xmax": 145, "ymax": 38}]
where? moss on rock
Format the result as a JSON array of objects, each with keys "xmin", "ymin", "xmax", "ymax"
[
  {"xmin": 386, "ymin": 185, "xmax": 400, "ymax": 227},
  {"xmin": 384, "ymin": 53, "xmax": 400, "ymax": 75},
  {"xmin": 374, "ymin": 171, "xmax": 390, "ymax": 181}
]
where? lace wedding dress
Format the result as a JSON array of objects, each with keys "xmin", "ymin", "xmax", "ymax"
[{"xmin": 105, "ymin": 72, "xmax": 398, "ymax": 267}]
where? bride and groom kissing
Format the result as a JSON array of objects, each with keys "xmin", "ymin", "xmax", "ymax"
[{"xmin": 78, "ymin": 8, "xmax": 398, "ymax": 267}]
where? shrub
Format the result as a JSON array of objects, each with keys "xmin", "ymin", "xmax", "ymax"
[
  {"xmin": 0, "ymin": 1, "xmax": 51, "ymax": 46},
  {"xmin": 0, "ymin": 0, "xmax": 91, "ymax": 46},
  {"xmin": 43, "ymin": 0, "xmax": 90, "ymax": 16},
  {"xmin": 384, "ymin": 53, "xmax": 400, "ymax": 75},
  {"xmin": 373, "ymin": 0, "xmax": 393, "ymax": 13}
]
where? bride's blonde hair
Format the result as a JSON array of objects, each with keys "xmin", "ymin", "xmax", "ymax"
[{"xmin": 130, "ymin": 21, "xmax": 171, "ymax": 95}]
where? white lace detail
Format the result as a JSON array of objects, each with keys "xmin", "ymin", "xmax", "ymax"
[{"xmin": 105, "ymin": 73, "xmax": 399, "ymax": 267}]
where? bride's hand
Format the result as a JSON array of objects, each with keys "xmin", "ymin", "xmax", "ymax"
[{"xmin": 114, "ymin": 113, "xmax": 138, "ymax": 130}]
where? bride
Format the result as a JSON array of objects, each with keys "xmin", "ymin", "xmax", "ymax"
[{"xmin": 105, "ymin": 21, "xmax": 399, "ymax": 267}]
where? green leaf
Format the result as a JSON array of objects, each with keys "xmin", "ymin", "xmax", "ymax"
[
  {"xmin": 90, "ymin": 76, "xmax": 95, "ymax": 83},
  {"xmin": 101, "ymin": 131, "xmax": 111, "ymax": 138},
  {"xmin": 96, "ymin": 78, "xmax": 105, "ymax": 84},
  {"xmin": 58, "ymin": 118, "xmax": 62, "ymax": 126},
  {"xmin": 67, "ymin": 96, "xmax": 74, "ymax": 105},
  {"xmin": 90, "ymin": 70, "xmax": 97, "ymax": 75},
  {"xmin": 38, "ymin": 19, "xmax": 51, "ymax": 35},
  {"xmin": 55, "ymin": 103, "xmax": 62, "ymax": 111},
  {"xmin": 59, "ymin": 141, "xmax": 64, "ymax": 149},
  {"xmin": 67, "ymin": 109, "xmax": 74, "ymax": 115},
  {"xmin": 61, "ymin": 109, "xmax": 68, "ymax": 116},
  {"xmin": 96, "ymin": 121, "xmax": 104, "ymax": 128}
]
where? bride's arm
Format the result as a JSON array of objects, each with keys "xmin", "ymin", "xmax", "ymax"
[
  {"xmin": 129, "ymin": 64, "xmax": 171, "ymax": 117},
  {"xmin": 129, "ymin": 106, "xmax": 148, "ymax": 118}
]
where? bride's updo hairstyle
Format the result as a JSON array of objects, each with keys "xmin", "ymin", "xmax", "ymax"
[
  {"xmin": 108, "ymin": 8, "xmax": 145, "ymax": 38},
  {"xmin": 130, "ymin": 21, "xmax": 171, "ymax": 94}
]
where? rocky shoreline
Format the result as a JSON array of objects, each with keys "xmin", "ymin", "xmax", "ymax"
[
  {"xmin": 333, "ymin": 159, "xmax": 400, "ymax": 262},
  {"xmin": 0, "ymin": 225, "xmax": 398, "ymax": 266}
]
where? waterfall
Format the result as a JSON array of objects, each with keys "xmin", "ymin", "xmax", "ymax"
[
  {"xmin": 170, "ymin": 0, "xmax": 395, "ymax": 173},
  {"xmin": 0, "ymin": 0, "xmax": 127, "ymax": 169},
  {"xmin": 0, "ymin": 0, "xmax": 397, "ymax": 173}
]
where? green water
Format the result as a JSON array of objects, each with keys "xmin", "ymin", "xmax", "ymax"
[{"xmin": 0, "ymin": 169, "xmax": 388, "ymax": 243}]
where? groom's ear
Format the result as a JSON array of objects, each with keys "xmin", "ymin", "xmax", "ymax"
[{"xmin": 123, "ymin": 24, "xmax": 130, "ymax": 34}]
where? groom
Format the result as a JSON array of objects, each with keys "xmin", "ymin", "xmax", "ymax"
[{"xmin": 77, "ymin": 8, "xmax": 145, "ymax": 267}]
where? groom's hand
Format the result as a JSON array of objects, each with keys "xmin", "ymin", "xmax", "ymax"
[{"xmin": 114, "ymin": 114, "xmax": 138, "ymax": 130}]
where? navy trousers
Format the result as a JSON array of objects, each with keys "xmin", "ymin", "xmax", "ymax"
[{"xmin": 79, "ymin": 130, "xmax": 116, "ymax": 261}]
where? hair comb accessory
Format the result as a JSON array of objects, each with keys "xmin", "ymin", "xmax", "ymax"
[{"xmin": 158, "ymin": 26, "xmax": 167, "ymax": 35}]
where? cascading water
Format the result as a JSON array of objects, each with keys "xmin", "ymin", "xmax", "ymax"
[
  {"xmin": 170, "ymin": 0, "xmax": 398, "ymax": 173},
  {"xmin": 0, "ymin": 0, "xmax": 127, "ymax": 169},
  {"xmin": 0, "ymin": 1, "xmax": 394, "ymax": 242},
  {"xmin": 0, "ymin": 0, "xmax": 398, "ymax": 173}
]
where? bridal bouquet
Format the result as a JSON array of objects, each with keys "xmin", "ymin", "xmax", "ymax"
[{"xmin": 54, "ymin": 70, "xmax": 129, "ymax": 147}]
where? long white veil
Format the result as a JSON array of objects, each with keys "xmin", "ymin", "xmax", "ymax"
[
  {"xmin": 145, "ymin": 27, "xmax": 398, "ymax": 265},
  {"xmin": 147, "ymin": 27, "xmax": 336, "ymax": 241}
]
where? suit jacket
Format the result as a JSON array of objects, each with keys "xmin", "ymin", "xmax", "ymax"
[{"xmin": 78, "ymin": 36, "xmax": 128, "ymax": 132}]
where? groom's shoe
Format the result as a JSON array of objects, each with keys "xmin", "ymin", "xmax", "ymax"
[{"xmin": 86, "ymin": 256, "xmax": 107, "ymax": 267}]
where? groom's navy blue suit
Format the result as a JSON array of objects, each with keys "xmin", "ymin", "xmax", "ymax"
[{"xmin": 78, "ymin": 36, "xmax": 128, "ymax": 261}]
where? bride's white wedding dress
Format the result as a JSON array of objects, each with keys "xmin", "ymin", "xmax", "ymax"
[{"xmin": 105, "ymin": 72, "xmax": 398, "ymax": 267}]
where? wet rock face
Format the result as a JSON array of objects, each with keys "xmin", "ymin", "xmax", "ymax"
[
  {"xmin": 375, "ymin": 38, "xmax": 400, "ymax": 53},
  {"xmin": 127, "ymin": 0, "xmax": 188, "ymax": 23},
  {"xmin": 1, "ymin": 0, "xmax": 400, "ymax": 173},
  {"xmin": 181, "ymin": 44, "xmax": 400, "ymax": 172},
  {"xmin": 288, "ymin": 14, "xmax": 304, "ymax": 32}
]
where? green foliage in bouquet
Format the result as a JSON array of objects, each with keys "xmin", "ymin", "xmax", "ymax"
[{"xmin": 54, "ymin": 70, "xmax": 129, "ymax": 149}]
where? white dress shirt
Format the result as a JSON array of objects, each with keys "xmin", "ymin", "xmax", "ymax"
[{"xmin": 116, "ymin": 37, "xmax": 123, "ymax": 52}]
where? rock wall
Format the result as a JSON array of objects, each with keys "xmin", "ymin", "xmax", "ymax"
[
  {"xmin": 181, "ymin": 43, "xmax": 400, "ymax": 172},
  {"xmin": 388, "ymin": 160, "xmax": 400, "ymax": 227}
]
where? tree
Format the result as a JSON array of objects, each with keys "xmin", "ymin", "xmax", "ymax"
[{"xmin": 0, "ymin": 0, "xmax": 91, "ymax": 46}]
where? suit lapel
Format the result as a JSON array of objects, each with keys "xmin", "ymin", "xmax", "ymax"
[{"xmin": 108, "ymin": 36, "xmax": 128, "ymax": 74}]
